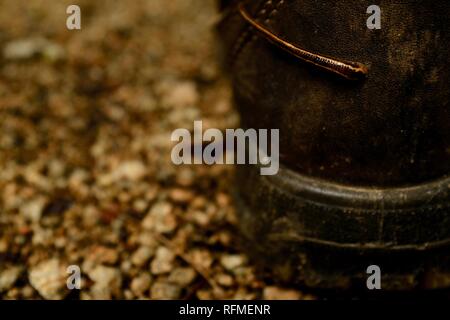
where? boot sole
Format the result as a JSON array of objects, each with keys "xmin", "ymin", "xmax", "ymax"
[{"xmin": 235, "ymin": 165, "xmax": 450, "ymax": 290}]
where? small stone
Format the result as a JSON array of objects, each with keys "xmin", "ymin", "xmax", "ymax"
[
  {"xmin": 216, "ymin": 193, "xmax": 230, "ymax": 207},
  {"xmin": 169, "ymin": 188, "xmax": 194, "ymax": 204},
  {"xmin": 42, "ymin": 42, "xmax": 65, "ymax": 61},
  {"xmin": 213, "ymin": 99, "xmax": 231, "ymax": 115},
  {"xmin": 82, "ymin": 205, "xmax": 101, "ymax": 227},
  {"xmin": 163, "ymin": 81, "xmax": 199, "ymax": 109},
  {"xmin": 176, "ymin": 168, "xmax": 195, "ymax": 187},
  {"xmin": 215, "ymin": 273, "xmax": 234, "ymax": 287},
  {"xmin": 47, "ymin": 159, "xmax": 66, "ymax": 177},
  {"xmin": 130, "ymin": 273, "xmax": 152, "ymax": 297},
  {"xmin": 142, "ymin": 202, "xmax": 177, "ymax": 234},
  {"xmin": 233, "ymin": 287, "xmax": 257, "ymax": 300},
  {"xmin": 234, "ymin": 267, "xmax": 256, "ymax": 285},
  {"xmin": 131, "ymin": 246, "xmax": 154, "ymax": 267},
  {"xmin": 0, "ymin": 239, "xmax": 7, "ymax": 253},
  {"xmin": 3, "ymin": 38, "xmax": 40, "ymax": 59},
  {"xmin": 54, "ymin": 236, "xmax": 67, "ymax": 249},
  {"xmin": 21, "ymin": 285, "xmax": 35, "ymax": 299},
  {"xmin": 138, "ymin": 231, "xmax": 159, "ymax": 248},
  {"xmin": 31, "ymin": 226, "xmax": 53, "ymax": 246},
  {"xmin": 120, "ymin": 260, "xmax": 132, "ymax": 274},
  {"xmin": 209, "ymin": 231, "xmax": 232, "ymax": 247},
  {"xmin": 150, "ymin": 247, "xmax": 175, "ymax": 275},
  {"xmin": 5, "ymin": 287, "xmax": 20, "ymax": 299},
  {"xmin": 3, "ymin": 38, "xmax": 65, "ymax": 61},
  {"xmin": 188, "ymin": 249, "xmax": 213, "ymax": 270},
  {"xmin": 114, "ymin": 161, "xmax": 147, "ymax": 181},
  {"xmin": 136, "ymin": 93, "xmax": 157, "ymax": 112},
  {"xmin": 200, "ymin": 62, "xmax": 218, "ymax": 82},
  {"xmin": 29, "ymin": 259, "xmax": 68, "ymax": 300},
  {"xmin": 262, "ymin": 286, "xmax": 302, "ymax": 300},
  {"xmin": 151, "ymin": 281, "xmax": 182, "ymax": 300},
  {"xmin": 88, "ymin": 265, "xmax": 122, "ymax": 299},
  {"xmin": 220, "ymin": 254, "xmax": 247, "ymax": 271},
  {"xmin": 87, "ymin": 246, "xmax": 119, "ymax": 265},
  {"xmin": 196, "ymin": 289, "xmax": 213, "ymax": 300},
  {"xmin": 21, "ymin": 197, "xmax": 46, "ymax": 223},
  {"xmin": 99, "ymin": 160, "xmax": 147, "ymax": 185},
  {"xmin": 124, "ymin": 289, "xmax": 135, "ymax": 300},
  {"xmin": 191, "ymin": 196, "xmax": 207, "ymax": 209},
  {"xmin": 0, "ymin": 266, "xmax": 22, "ymax": 292},
  {"xmin": 168, "ymin": 267, "xmax": 197, "ymax": 288},
  {"xmin": 167, "ymin": 107, "xmax": 200, "ymax": 128},
  {"xmin": 132, "ymin": 199, "xmax": 148, "ymax": 212},
  {"xmin": 190, "ymin": 210, "xmax": 210, "ymax": 227}
]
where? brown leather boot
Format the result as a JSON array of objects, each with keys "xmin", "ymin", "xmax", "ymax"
[{"xmin": 217, "ymin": 0, "xmax": 450, "ymax": 290}]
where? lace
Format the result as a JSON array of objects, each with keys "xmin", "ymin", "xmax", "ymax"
[{"xmin": 238, "ymin": 3, "xmax": 369, "ymax": 81}]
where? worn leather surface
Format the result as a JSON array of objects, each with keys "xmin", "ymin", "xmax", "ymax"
[{"xmin": 217, "ymin": 0, "xmax": 450, "ymax": 187}]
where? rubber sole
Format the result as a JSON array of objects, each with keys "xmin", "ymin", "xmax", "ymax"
[{"xmin": 235, "ymin": 164, "xmax": 450, "ymax": 290}]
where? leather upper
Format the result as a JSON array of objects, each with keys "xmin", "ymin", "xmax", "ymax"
[{"xmin": 218, "ymin": 0, "xmax": 450, "ymax": 187}]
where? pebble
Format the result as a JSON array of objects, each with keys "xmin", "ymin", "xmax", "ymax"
[
  {"xmin": 130, "ymin": 273, "xmax": 152, "ymax": 297},
  {"xmin": 169, "ymin": 188, "xmax": 195, "ymax": 204},
  {"xmin": 190, "ymin": 210, "xmax": 210, "ymax": 227},
  {"xmin": 191, "ymin": 196, "xmax": 207, "ymax": 209},
  {"xmin": 196, "ymin": 289, "xmax": 213, "ymax": 300},
  {"xmin": 21, "ymin": 285, "xmax": 35, "ymax": 299},
  {"xmin": 220, "ymin": 254, "xmax": 247, "ymax": 271},
  {"xmin": 99, "ymin": 160, "xmax": 147, "ymax": 185},
  {"xmin": 215, "ymin": 273, "xmax": 234, "ymax": 287},
  {"xmin": 168, "ymin": 267, "xmax": 197, "ymax": 288},
  {"xmin": 88, "ymin": 265, "xmax": 122, "ymax": 299},
  {"xmin": 132, "ymin": 199, "xmax": 148, "ymax": 213},
  {"xmin": 150, "ymin": 247, "xmax": 176, "ymax": 275},
  {"xmin": 3, "ymin": 38, "xmax": 65, "ymax": 61},
  {"xmin": 115, "ymin": 160, "xmax": 147, "ymax": 180},
  {"xmin": 262, "ymin": 286, "xmax": 302, "ymax": 300},
  {"xmin": 0, "ymin": 239, "xmax": 7, "ymax": 253},
  {"xmin": 175, "ymin": 168, "xmax": 195, "ymax": 187},
  {"xmin": 233, "ymin": 288, "xmax": 257, "ymax": 300},
  {"xmin": 167, "ymin": 107, "xmax": 200, "ymax": 128},
  {"xmin": 31, "ymin": 226, "xmax": 53, "ymax": 246},
  {"xmin": 138, "ymin": 231, "xmax": 159, "ymax": 248},
  {"xmin": 150, "ymin": 281, "xmax": 182, "ymax": 300},
  {"xmin": 29, "ymin": 259, "xmax": 68, "ymax": 300},
  {"xmin": 87, "ymin": 246, "xmax": 119, "ymax": 265},
  {"xmin": 124, "ymin": 289, "xmax": 135, "ymax": 300},
  {"xmin": 162, "ymin": 81, "xmax": 199, "ymax": 109},
  {"xmin": 188, "ymin": 249, "xmax": 213, "ymax": 270},
  {"xmin": 21, "ymin": 197, "xmax": 47, "ymax": 223},
  {"xmin": 131, "ymin": 246, "xmax": 155, "ymax": 267},
  {"xmin": 142, "ymin": 202, "xmax": 177, "ymax": 234},
  {"xmin": 234, "ymin": 267, "xmax": 256, "ymax": 285},
  {"xmin": 0, "ymin": 266, "xmax": 22, "ymax": 292},
  {"xmin": 216, "ymin": 193, "xmax": 230, "ymax": 207}
]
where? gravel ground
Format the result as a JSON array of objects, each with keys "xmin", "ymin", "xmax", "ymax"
[{"xmin": 0, "ymin": 0, "xmax": 315, "ymax": 300}]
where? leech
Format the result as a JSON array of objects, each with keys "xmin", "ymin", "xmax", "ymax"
[{"xmin": 238, "ymin": 3, "xmax": 369, "ymax": 81}]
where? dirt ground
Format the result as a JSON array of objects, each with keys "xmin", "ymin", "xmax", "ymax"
[{"xmin": 0, "ymin": 0, "xmax": 315, "ymax": 300}]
